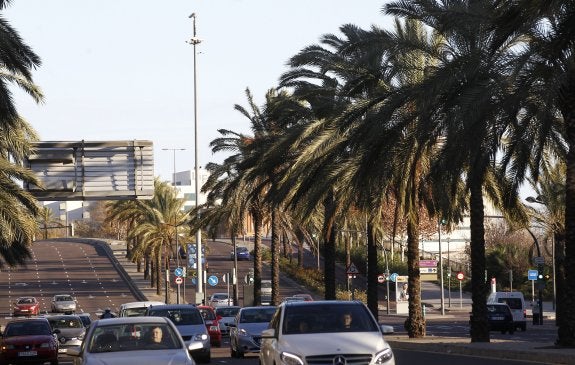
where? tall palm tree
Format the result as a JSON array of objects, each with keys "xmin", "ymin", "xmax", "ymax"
[
  {"xmin": 495, "ymin": 0, "xmax": 575, "ymax": 346},
  {"xmin": 37, "ymin": 206, "xmax": 61, "ymax": 240},
  {"xmin": 0, "ymin": 1, "xmax": 44, "ymax": 268},
  {"xmin": 385, "ymin": 0, "xmax": 529, "ymax": 342}
]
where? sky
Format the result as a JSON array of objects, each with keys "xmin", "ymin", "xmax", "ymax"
[{"xmin": 5, "ymin": 1, "xmax": 393, "ymax": 182}]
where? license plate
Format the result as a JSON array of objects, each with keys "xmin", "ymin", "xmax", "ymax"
[
  {"xmin": 491, "ymin": 316, "xmax": 504, "ymax": 320},
  {"xmin": 18, "ymin": 351, "xmax": 37, "ymax": 357}
]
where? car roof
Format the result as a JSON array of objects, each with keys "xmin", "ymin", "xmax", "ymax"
[
  {"xmin": 281, "ymin": 300, "xmax": 361, "ymax": 307},
  {"xmin": 7, "ymin": 317, "xmax": 50, "ymax": 324},
  {"xmin": 95, "ymin": 316, "xmax": 172, "ymax": 325},
  {"xmin": 120, "ymin": 301, "xmax": 166, "ymax": 309},
  {"xmin": 147, "ymin": 304, "xmax": 200, "ymax": 310}
]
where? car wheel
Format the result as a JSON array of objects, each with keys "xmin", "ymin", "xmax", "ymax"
[
  {"xmin": 199, "ymin": 352, "xmax": 211, "ymax": 363},
  {"xmin": 51, "ymin": 360, "xmax": 59, "ymax": 365},
  {"xmin": 231, "ymin": 347, "xmax": 237, "ymax": 358},
  {"xmin": 500, "ymin": 329, "xmax": 506, "ymax": 334},
  {"xmin": 521, "ymin": 323, "xmax": 526, "ymax": 331},
  {"xmin": 509, "ymin": 328, "xmax": 515, "ymax": 334}
]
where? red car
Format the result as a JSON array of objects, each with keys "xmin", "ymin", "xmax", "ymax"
[
  {"xmin": 198, "ymin": 305, "xmax": 222, "ymax": 347},
  {"xmin": 13, "ymin": 297, "xmax": 40, "ymax": 317},
  {"xmin": 0, "ymin": 318, "xmax": 59, "ymax": 365}
]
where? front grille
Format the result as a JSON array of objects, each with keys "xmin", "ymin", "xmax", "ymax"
[
  {"xmin": 306, "ymin": 354, "xmax": 373, "ymax": 365},
  {"xmin": 181, "ymin": 335, "xmax": 192, "ymax": 341}
]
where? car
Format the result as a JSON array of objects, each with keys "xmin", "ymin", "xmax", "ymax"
[
  {"xmin": 77, "ymin": 313, "xmax": 93, "ymax": 328},
  {"xmin": 66, "ymin": 316, "xmax": 198, "ymax": 365},
  {"xmin": 46, "ymin": 314, "xmax": 86, "ymax": 353},
  {"xmin": 292, "ymin": 293, "xmax": 314, "ymax": 301},
  {"xmin": 145, "ymin": 304, "xmax": 211, "ymax": 363},
  {"xmin": 208, "ymin": 292, "xmax": 233, "ymax": 307},
  {"xmin": 214, "ymin": 306, "xmax": 241, "ymax": 336},
  {"xmin": 118, "ymin": 301, "xmax": 165, "ymax": 317},
  {"xmin": 13, "ymin": 297, "xmax": 40, "ymax": 317},
  {"xmin": 259, "ymin": 300, "xmax": 395, "ymax": 365},
  {"xmin": 229, "ymin": 305, "xmax": 277, "ymax": 358},
  {"xmin": 488, "ymin": 291, "xmax": 527, "ymax": 331},
  {"xmin": 51, "ymin": 294, "xmax": 77, "ymax": 314},
  {"xmin": 230, "ymin": 246, "xmax": 251, "ymax": 261},
  {"xmin": 197, "ymin": 305, "xmax": 222, "ymax": 346},
  {"xmin": 282, "ymin": 296, "xmax": 306, "ymax": 303},
  {"xmin": 0, "ymin": 317, "xmax": 59, "ymax": 365},
  {"xmin": 485, "ymin": 302, "xmax": 515, "ymax": 334}
]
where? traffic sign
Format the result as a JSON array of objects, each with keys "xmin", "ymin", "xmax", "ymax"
[
  {"xmin": 528, "ymin": 269, "xmax": 538, "ymax": 281},
  {"xmin": 533, "ymin": 256, "xmax": 545, "ymax": 265},
  {"xmin": 389, "ymin": 273, "xmax": 398, "ymax": 282},
  {"xmin": 346, "ymin": 263, "xmax": 359, "ymax": 276},
  {"xmin": 174, "ymin": 267, "xmax": 183, "ymax": 277},
  {"xmin": 208, "ymin": 275, "xmax": 219, "ymax": 286},
  {"xmin": 175, "ymin": 277, "xmax": 183, "ymax": 285},
  {"xmin": 377, "ymin": 274, "xmax": 385, "ymax": 283},
  {"xmin": 456, "ymin": 272, "xmax": 464, "ymax": 281}
]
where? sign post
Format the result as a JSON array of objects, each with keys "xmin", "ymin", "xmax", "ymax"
[{"xmin": 456, "ymin": 272, "xmax": 464, "ymax": 308}]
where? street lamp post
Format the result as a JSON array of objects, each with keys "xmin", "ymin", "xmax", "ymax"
[
  {"xmin": 162, "ymin": 148, "xmax": 186, "ymax": 304},
  {"xmin": 526, "ymin": 227, "xmax": 544, "ymax": 325},
  {"xmin": 526, "ymin": 195, "xmax": 556, "ymax": 311},
  {"xmin": 188, "ymin": 13, "xmax": 203, "ymax": 304}
]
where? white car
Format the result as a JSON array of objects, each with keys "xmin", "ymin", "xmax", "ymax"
[
  {"xmin": 51, "ymin": 294, "xmax": 77, "ymax": 314},
  {"xmin": 66, "ymin": 316, "xmax": 199, "ymax": 365},
  {"xmin": 214, "ymin": 306, "xmax": 241, "ymax": 336},
  {"xmin": 259, "ymin": 300, "xmax": 395, "ymax": 365},
  {"xmin": 209, "ymin": 293, "xmax": 233, "ymax": 307}
]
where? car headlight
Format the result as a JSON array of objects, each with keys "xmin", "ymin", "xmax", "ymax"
[
  {"xmin": 280, "ymin": 352, "xmax": 304, "ymax": 365},
  {"xmin": 374, "ymin": 348, "xmax": 394, "ymax": 364},
  {"xmin": 193, "ymin": 333, "xmax": 209, "ymax": 341},
  {"xmin": 40, "ymin": 342, "xmax": 56, "ymax": 349},
  {"xmin": 3, "ymin": 344, "xmax": 15, "ymax": 350},
  {"xmin": 238, "ymin": 328, "xmax": 251, "ymax": 337}
]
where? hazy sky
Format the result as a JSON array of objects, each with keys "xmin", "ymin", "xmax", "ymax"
[{"xmin": 5, "ymin": 1, "xmax": 393, "ymax": 181}]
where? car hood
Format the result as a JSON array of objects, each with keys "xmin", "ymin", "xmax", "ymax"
[
  {"xmin": 55, "ymin": 328, "xmax": 85, "ymax": 337},
  {"xmin": 16, "ymin": 304, "xmax": 37, "ymax": 308},
  {"xmin": 84, "ymin": 350, "xmax": 191, "ymax": 365},
  {"xmin": 55, "ymin": 301, "xmax": 75, "ymax": 306},
  {"xmin": 3, "ymin": 335, "xmax": 55, "ymax": 344},
  {"xmin": 278, "ymin": 332, "xmax": 389, "ymax": 355},
  {"xmin": 175, "ymin": 323, "xmax": 208, "ymax": 337},
  {"xmin": 238, "ymin": 322, "xmax": 269, "ymax": 335}
]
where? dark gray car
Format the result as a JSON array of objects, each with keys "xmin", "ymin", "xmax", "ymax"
[{"xmin": 46, "ymin": 314, "xmax": 86, "ymax": 353}]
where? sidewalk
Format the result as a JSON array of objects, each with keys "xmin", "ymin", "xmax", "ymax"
[{"xmin": 105, "ymin": 239, "xmax": 575, "ymax": 364}]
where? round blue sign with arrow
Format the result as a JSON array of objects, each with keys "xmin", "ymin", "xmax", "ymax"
[
  {"xmin": 208, "ymin": 275, "xmax": 219, "ymax": 287},
  {"xmin": 389, "ymin": 273, "xmax": 398, "ymax": 282},
  {"xmin": 174, "ymin": 267, "xmax": 183, "ymax": 277}
]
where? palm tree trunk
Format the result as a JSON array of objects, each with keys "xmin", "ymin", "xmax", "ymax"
[
  {"xmin": 405, "ymin": 219, "xmax": 425, "ymax": 338},
  {"xmin": 469, "ymin": 180, "xmax": 490, "ymax": 342},
  {"xmin": 554, "ymin": 231, "xmax": 567, "ymax": 343},
  {"xmin": 156, "ymin": 247, "xmax": 162, "ymax": 296},
  {"xmin": 367, "ymin": 222, "xmax": 379, "ymax": 318},
  {"xmin": 253, "ymin": 209, "xmax": 263, "ymax": 305},
  {"xmin": 322, "ymin": 194, "xmax": 337, "ymax": 300},
  {"xmin": 271, "ymin": 208, "xmax": 281, "ymax": 306},
  {"xmin": 559, "ymin": 96, "xmax": 575, "ymax": 346}
]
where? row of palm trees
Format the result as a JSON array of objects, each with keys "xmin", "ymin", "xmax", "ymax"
[
  {"xmin": 1, "ymin": 0, "xmax": 573, "ymax": 348},
  {"xmin": 187, "ymin": 0, "xmax": 574, "ymax": 346}
]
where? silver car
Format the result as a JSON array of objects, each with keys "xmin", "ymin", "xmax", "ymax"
[
  {"xmin": 146, "ymin": 304, "xmax": 211, "ymax": 363},
  {"xmin": 214, "ymin": 306, "xmax": 241, "ymax": 336},
  {"xmin": 51, "ymin": 294, "xmax": 77, "ymax": 314},
  {"xmin": 229, "ymin": 306, "xmax": 277, "ymax": 358},
  {"xmin": 259, "ymin": 300, "xmax": 395, "ymax": 365},
  {"xmin": 46, "ymin": 314, "xmax": 86, "ymax": 353},
  {"xmin": 66, "ymin": 316, "xmax": 198, "ymax": 365}
]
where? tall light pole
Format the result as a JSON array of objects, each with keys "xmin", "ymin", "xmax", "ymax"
[
  {"xmin": 526, "ymin": 195, "xmax": 556, "ymax": 311},
  {"xmin": 188, "ymin": 13, "xmax": 203, "ymax": 304},
  {"xmin": 162, "ymin": 147, "xmax": 186, "ymax": 304},
  {"xmin": 526, "ymin": 227, "xmax": 544, "ymax": 325}
]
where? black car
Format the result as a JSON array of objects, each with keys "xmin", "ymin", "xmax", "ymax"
[{"xmin": 486, "ymin": 303, "xmax": 515, "ymax": 334}]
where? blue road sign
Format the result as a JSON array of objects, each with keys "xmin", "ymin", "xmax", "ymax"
[
  {"xmin": 208, "ymin": 275, "xmax": 219, "ymax": 286},
  {"xmin": 389, "ymin": 273, "xmax": 398, "ymax": 282},
  {"xmin": 174, "ymin": 267, "xmax": 183, "ymax": 277},
  {"xmin": 528, "ymin": 269, "xmax": 538, "ymax": 281}
]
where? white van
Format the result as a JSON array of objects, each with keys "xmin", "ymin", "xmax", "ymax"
[
  {"xmin": 487, "ymin": 291, "xmax": 527, "ymax": 331},
  {"xmin": 118, "ymin": 301, "xmax": 165, "ymax": 317}
]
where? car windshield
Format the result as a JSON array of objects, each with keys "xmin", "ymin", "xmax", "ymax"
[
  {"xmin": 5, "ymin": 321, "xmax": 52, "ymax": 337},
  {"xmin": 148, "ymin": 309, "xmax": 204, "ymax": 325},
  {"xmin": 282, "ymin": 304, "xmax": 379, "ymax": 334},
  {"xmin": 240, "ymin": 308, "xmax": 276, "ymax": 323},
  {"xmin": 216, "ymin": 307, "xmax": 240, "ymax": 317},
  {"xmin": 123, "ymin": 307, "xmax": 149, "ymax": 317},
  {"xmin": 56, "ymin": 296, "xmax": 73, "ymax": 302},
  {"xmin": 487, "ymin": 305, "xmax": 510, "ymax": 314},
  {"xmin": 48, "ymin": 317, "xmax": 83, "ymax": 329},
  {"xmin": 200, "ymin": 308, "xmax": 216, "ymax": 320},
  {"xmin": 88, "ymin": 323, "xmax": 180, "ymax": 353},
  {"xmin": 212, "ymin": 294, "xmax": 228, "ymax": 300},
  {"xmin": 17, "ymin": 298, "xmax": 35, "ymax": 304}
]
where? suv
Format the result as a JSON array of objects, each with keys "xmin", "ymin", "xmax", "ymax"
[
  {"xmin": 485, "ymin": 303, "xmax": 515, "ymax": 334},
  {"xmin": 259, "ymin": 300, "xmax": 395, "ymax": 365}
]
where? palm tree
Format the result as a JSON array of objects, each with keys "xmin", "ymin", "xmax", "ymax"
[
  {"xmin": 37, "ymin": 206, "xmax": 61, "ymax": 240},
  {"xmin": 494, "ymin": 0, "xmax": 575, "ymax": 346},
  {"xmin": 0, "ymin": 1, "xmax": 44, "ymax": 268},
  {"xmin": 385, "ymin": 0, "xmax": 530, "ymax": 342}
]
